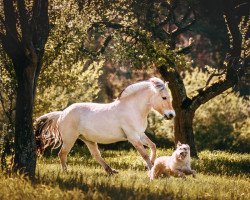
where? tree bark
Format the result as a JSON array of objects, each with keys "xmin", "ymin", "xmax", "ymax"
[
  {"xmin": 13, "ymin": 63, "xmax": 37, "ymax": 177},
  {"xmin": 174, "ymin": 108, "xmax": 197, "ymax": 157}
]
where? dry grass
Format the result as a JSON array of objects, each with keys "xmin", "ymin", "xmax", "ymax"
[{"xmin": 0, "ymin": 149, "xmax": 249, "ymax": 200}]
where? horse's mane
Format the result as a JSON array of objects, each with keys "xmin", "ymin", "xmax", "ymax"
[{"xmin": 118, "ymin": 77, "xmax": 166, "ymax": 99}]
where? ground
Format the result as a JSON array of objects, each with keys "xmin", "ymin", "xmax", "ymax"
[{"xmin": 0, "ymin": 149, "xmax": 249, "ymax": 200}]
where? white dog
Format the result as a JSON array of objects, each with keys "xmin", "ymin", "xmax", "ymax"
[{"xmin": 150, "ymin": 142, "xmax": 196, "ymax": 180}]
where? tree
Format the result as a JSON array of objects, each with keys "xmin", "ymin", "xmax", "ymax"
[
  {"xmin": 82, "ymin": 0, "xmax": 248, "ymax": 157},
  {"xmin": 0, "ymin": 0, "xmax": 49, "ymax": 177},
  {"xmin": 157, "ymin": 0, "xmax": 246, "ymax": 157}
]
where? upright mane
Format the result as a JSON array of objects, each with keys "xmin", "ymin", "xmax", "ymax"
[{"xmin": 118, "ymin": 77, "xmax": 166, "ymax": 99}]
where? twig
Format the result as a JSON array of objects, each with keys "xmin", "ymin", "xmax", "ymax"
[{"xmin": 205, "ymin": 69, "xmax": 227, "ymax": 87}]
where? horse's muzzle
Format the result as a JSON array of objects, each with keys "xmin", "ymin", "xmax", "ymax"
[
  {"xmin": 164, "ymin": 113, "xmax": 174, "ymax": 120},
  {"xmin": 164, "ymin": 110, "xmax": 176, "ymax": 120}
]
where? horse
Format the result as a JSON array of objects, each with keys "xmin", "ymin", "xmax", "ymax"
[{"xmin": 35, "ymin": 77, "xmax": 175, "ymax": 174}]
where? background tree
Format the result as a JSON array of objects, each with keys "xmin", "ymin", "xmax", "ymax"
[
  {"xmin": 0, "ymin": 0, "xmax": 49, "ymax": 177},
  {"xmin": 81, "ymin": 0, "xmax": 248, "ymax": 156}
]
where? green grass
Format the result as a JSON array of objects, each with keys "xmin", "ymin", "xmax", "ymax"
[{"xmin": 0, "ymin": 149, "xmax": 249, "ymax": 200}]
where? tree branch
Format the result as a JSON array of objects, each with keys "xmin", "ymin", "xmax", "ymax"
[
  {"xmin": 31, "ymin": 0, "xmax": 49, "ymax": 97},
  {"xmin": 190, "ymin": 79, "xmax": 232, "ymax": 111},
  {"xmin": 189, "ymin": 0, "xmax": 242, "ymax": 111},
  {"xmin": 172, "ymin": 17, "xmax": 196, "ymax": 37},
  {"xmin": 31, "ymin": 0, "xmax": 49, "ymax": 51},
  {"xmin": 2, "ymin": 0, "xmax": 18, "ymax": 40},
  {"xmin": 17, "ymin": 0, "xmax": 31, "ymax": 44},
  {"xmin": 0, "ymin": 31, "xmax": 22, "ymax": 63},
  {"xmin": 204, "ymin": 69, "xmax": 227, "ymax": 87},
  {"xmin": 90, "ymin": 21, "xmax": 125, "ymax": 31},
  {"xmin": 98, "ymin": 35, "xmax": 112, "ymax": 55},
  {"xmin": 80, "ymin": 35, "xmax": 113, "ymax": 59}
]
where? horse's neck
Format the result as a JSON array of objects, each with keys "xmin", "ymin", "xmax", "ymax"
[{"xmin": 123, "ymin": 88, "xmax": 153, "ymax": 117}]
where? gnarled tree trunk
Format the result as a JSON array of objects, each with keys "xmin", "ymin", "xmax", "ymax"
[{"xmin": 0, "ymin": 0, "xmax": 49, "ymax": 177}]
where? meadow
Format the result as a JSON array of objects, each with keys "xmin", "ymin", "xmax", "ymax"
[{"xmin": 0, "ymin": 148, "xmax": 249, "ymax": 200}]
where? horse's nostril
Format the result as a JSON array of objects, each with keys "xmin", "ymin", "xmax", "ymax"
[{"xmin": 164, "ymin": 113, "xmax": 173, "ymax": 120}]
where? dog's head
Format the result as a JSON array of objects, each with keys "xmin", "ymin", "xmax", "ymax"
[{"xmin": 174, "ymin": 141, "xmax": 190, "ymax": 161}]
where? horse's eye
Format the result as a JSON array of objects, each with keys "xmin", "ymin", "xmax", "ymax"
[{"xmin": 162, "ymin": 97, "xmax": 167, "ymax": 100}]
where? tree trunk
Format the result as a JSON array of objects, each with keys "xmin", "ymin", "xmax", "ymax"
[
  {"xmin": 13, "ymin": 65, "xmax": 37, "ymax": 178},
  {"xmin": 174, "ymin": 108, "xmax": 197, "ymax": 157},
  {"xmin": 0, "ymin": 0, "xmax": 49, "ymax": 178},
  {"xmin": 159, "ymin": 66, "xmax": 198, "ymax": 157}
]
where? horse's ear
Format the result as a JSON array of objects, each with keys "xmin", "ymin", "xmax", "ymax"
[
  {"xmin": 165, "ymin": 81, "xmax": 169, "ymax": 87},
  {"xmin": 149, "ymin": 77, "xmax": 157, "ymax": 85},
  {"xmin": 177, "ymin": 141, "xmax": 182, "ymax": 147},
  {"xmin": 149, "ymin": 77, "xmax": 165, "ymax": 91}
]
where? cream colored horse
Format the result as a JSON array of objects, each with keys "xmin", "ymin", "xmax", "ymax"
[{"xmin": 35, "ymin": 77, "xmax": 175, "ymax": 174}]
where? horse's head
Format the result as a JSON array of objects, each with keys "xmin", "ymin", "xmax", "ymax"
[{"xmin": 150, "ymin": 77, "xmax": 175, "ymax": 120}]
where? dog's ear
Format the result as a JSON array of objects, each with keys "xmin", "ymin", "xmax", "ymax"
[{"xmin": 177, "ymin": 141, "xmax": 182, "ymax": 147}]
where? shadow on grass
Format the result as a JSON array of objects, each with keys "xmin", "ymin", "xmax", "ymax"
[
  {"xmin": 35, "ymin": 171, "xmax": 175, "ymax": 200},
  {"xmin": 193, "ymin": 151, "xmax": 250, "ymax": 177},
  {"xmin": 41, "ymin": 147, "xmax": 250, "ymax": 177}
]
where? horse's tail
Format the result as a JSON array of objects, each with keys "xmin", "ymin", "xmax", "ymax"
[{"xmin": 34, "ymin": 111, "xmax": 63, "ymax": 155}]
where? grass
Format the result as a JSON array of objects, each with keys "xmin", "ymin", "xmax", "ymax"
[{"xmin": 0, "ymin": 149, "xmax": 249, "ymax": 200}]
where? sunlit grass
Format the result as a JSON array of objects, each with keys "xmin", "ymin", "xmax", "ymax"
[{"xmin": 0, "ymin": 149, "xmax": 249, "ymax": 199}]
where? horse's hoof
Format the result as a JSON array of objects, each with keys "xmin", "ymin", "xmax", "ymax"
[
  {"xmin": 111, "ymin": 169, "xmax": 119, "ymax": 174},
  {"xmin": 105, "ymin": 167, "xmax": 118, "ymax": 175}
]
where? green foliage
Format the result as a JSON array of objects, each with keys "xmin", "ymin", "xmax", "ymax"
[
  {"xmin": 0, "ymin": 150, "xmax": 249, "ymax": 199},
  {"xmin": 147, "ymin": 112, "xmax": 175, "ymax": 145},
  {"xmin": 188, "ymin": 68, "xmax": 250, "ymax": 152},
  {"xmin": 34, "ymin": 0, "xmax": 104, "ymax": 117},
  {"xmin": 0, "ymin": 62, "xmax": 15, "ymax": 172},
  {"xmin": 82, "ymin": 0, "xmax": 189, "ymax": 70},
  {"xmin": 239, "ymin": 16, "xmax": 250, "ymax": 58},
  {"xmin": 35, "ymin": 60, "xmax": 103, "ymax": 117}
]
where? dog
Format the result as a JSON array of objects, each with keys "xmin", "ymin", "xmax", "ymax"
[{"xmin": 150, "ymin": 142, "xmax": 196, "ymax": 180}]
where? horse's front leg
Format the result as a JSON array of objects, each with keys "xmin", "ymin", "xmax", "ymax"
[
  {"xmin": 83, "ymin": 140, "xmax": 118, "ymax": 175},
  {"xmin": 128, "ymin": 137, "xmax": 153, "ymax": 170},
  {"xmin": 141, "ymin": 134, "xmax": 156, "ymax": 165}
]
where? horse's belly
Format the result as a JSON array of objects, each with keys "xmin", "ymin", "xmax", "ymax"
[{"xmin": 80, "ymin": 126, "xmax": 127, "ymax": 144}]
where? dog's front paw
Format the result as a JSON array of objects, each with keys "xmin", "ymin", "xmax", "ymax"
[
  {"xmin": 191, "ymin": 170, "xmax": 197, "ymax": 178},
  {"xmin": 177, "ymin": 171, "xmax": 186, "ymax": 178}
]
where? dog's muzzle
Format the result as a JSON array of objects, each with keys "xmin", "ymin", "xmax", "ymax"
[{"xmin": 180, "ymin": 152, "xmax": 187, "ymax": 159}]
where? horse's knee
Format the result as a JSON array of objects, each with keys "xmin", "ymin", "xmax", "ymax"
[{"xmin": 58, "ymin": 147, "xmax": 69, "ymax": 160}]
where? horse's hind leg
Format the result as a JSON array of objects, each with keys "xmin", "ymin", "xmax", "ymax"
[{"xmin": 83, "ymin": 140, "xmax": 118, "ymax": 175}]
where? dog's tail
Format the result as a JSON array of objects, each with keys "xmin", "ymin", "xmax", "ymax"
[{"xmin": 34, "ymin": 111, "xmax": 63, "ymax": 155}]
